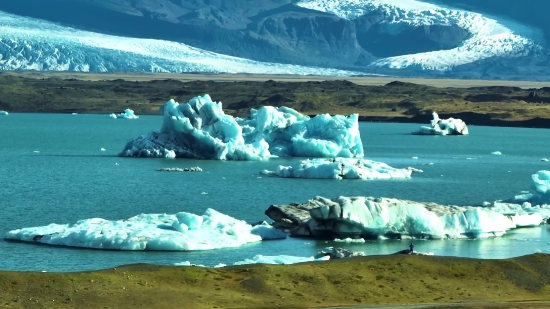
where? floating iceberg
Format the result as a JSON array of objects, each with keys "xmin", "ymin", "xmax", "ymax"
[
  {"xmin": 260, "ymin": 158, "xmax": 413, "ymax": 180},
  {"xmin": 0, "ymin": 110, "xmax": 8, "ymax": 115},
  {"xmin": 120, "ymin": 95, "xmax": 363, "ymax": 160},
  {"xmin": 501, "ymin": 170, "xmax": 550, "ymax": 211},
  {"xmin": 5, "ymin": 208, "xmax": 286, "ymax": 251},
  {"xmin": 266, "ymin": 196, "xmax": 541, "ymax": 239},
  {"xmin": 110, "ymin": 109, "xmax": 139, "ymax": 119},
  {"xmin": 413, "ymin": 112, "xmax": 469, "ymax": 135},
  {"xmin": 233, "ymin": 254, "xmax": 329, "ymax": 265}
]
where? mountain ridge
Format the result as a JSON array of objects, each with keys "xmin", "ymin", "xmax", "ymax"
[{"xmin": 0, "ymin": 0, "xmax": 549, "ymax": 78}]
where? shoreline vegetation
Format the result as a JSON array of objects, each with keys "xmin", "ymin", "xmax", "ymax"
[
  {"xmin": 1, "ymin": 71, "xmax": 550, "ymax": 128},
  {"xmin": 1, "ymin": 254, "xmax": 550, "ymax": 309}
]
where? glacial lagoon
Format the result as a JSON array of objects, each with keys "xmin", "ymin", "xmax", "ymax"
[{"xmin": 1, "ymin": 113, "xmax": 550, "ymax": 271}]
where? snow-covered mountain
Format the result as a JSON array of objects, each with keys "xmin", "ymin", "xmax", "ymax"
[
  {"xmin": 297, "ymin": 0, "xmax": 545, "ymax": 71},
  {"xmin": 0, "ymin": 11, "xmax": 359, "ymax": 75},
  {"xmin": 0, "ymin": 0, "xmax": 549, "ymax": 78}
]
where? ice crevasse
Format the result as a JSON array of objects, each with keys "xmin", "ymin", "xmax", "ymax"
[{"xmin": 120, "ymin": 94, "xmax": 364, "ymax": 160}]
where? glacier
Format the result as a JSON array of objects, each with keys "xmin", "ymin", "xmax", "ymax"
[
  {"xmin": 0, "ymin": 10, "xmax": 361, "ymax": 75},
  {"xmin": 297, "ymin": 0, "xmax": 545, "ymax": 71},
  {"xmin": 260, "ymin": 158, "xmax": 413, "ymax": 179},
  {"xmin": 4, "ymin": 208, "xmax": 286, "ymax": 251},
  {"xmin": 413, "ymin": 112, "xmax": 469, "ymax": 135},
  {"xmin": 120, "ymin": 95, "xmax": 364, "ymax": 160}
]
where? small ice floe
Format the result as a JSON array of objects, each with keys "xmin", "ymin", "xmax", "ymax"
[
  {"xmin": 334, "ymin": 238, "xmax": 366, "ymax": 243},
  {"xmin": 0, "ymin": 110, "xmax": 9, "ymax": 115},
  {"xmin": 33, "ymin": 150, "xmax": 40, "ymax": 153},
  {"xmin": 412, "ymin": 112, "xmax": 469, "ymax": 135},
  {"xmin": 542, "ymin": 158, "xmax": 549, "ymax": 162},
  {"xmin": 71, "ymin": 113, "xmax": 78, "ymax": 115},
  {"xmin": 201, "ymin": 192, "xmax": 208, "ymax": 195},
  {"xmin": 422, "ymin": 163, "xmax": 434, "ymax": 166},
  {"xmin": 491, "ymin": 151, "xmax": 503, "ymax": 155},
  {"xmin": 115, "ymin": 163, "xmax": 119, "ymax": 166},
  {"xmin": 100, "ymin": 148, "xmax": 106, "ymax": 151},
  {"xmin": 156, "ymin": 167, "xmax": 202, "ymax": 172},
  {"xmin": 109, "ymin": 109, "xmax": 139, "ymax": 119},
  {"xmin": 412, "ymin": 156, "xmax": 418, "ymax": 159},
  {"xmin": 406, "ymin": 167, "xmax": 423, "ymax": 173}
]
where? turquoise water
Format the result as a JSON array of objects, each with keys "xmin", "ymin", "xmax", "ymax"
[{"xmin": 1, "ymin": 113, "xmax": 550, "ymax": 272}]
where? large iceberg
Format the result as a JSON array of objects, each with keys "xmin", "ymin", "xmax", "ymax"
[
  {"xmin": 266, "ymin": 196, "xmax": 541, "ymax": 239},
  {"xmin": 120, "ymin": 95, "xmax": 364, "ymax": 160},
  {"xmin": 4, "ymin": 208, "xmax": 286, "ymax": 251},
  {"xmin": 413, "ymin": 112, "xmax": 469, "ymax": 135},
  {"xmin": 260, "ymin": 158, "xmax": 414, "ymax": 179}
]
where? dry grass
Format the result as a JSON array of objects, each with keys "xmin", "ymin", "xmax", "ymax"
[
  {"xmin": 1, "ymin": 71, "xmax": 550, "ymax": 127},
  {"xmin": 1, "ymin": 254, "xmax": 550, "ymax": 309}
]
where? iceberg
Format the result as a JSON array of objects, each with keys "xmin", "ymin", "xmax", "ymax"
[
  {"xmin": 413, "ymin": 112, "xmax": 469, "ymax": 135},
  {"xmin": 4, "ymin": 208, "xmax": 286, "ymax": 251},
  {"xmin": 110, "ymin": 109, "xmax": 139, "ymax": 119},
  {"xmin": 266, "ymin": 196, "xmax": 538, "ymax": 239},
  {"xmin": 260, "ymin": 158, "xmax": 413, "ymax": 179},
  {"xmin": 120, "ymin": 95, "xmax": 364, "ymax": 160},
  {"xmin": 500, "ymin": 170, "xmax": 550, "ymax": 212},
  {"xmin": 0, "ymin": 110, "xmax": 8, "ymax": 115},
  {"xmin": 232, "ymin": 254, "xmax": 329, "ymax": 265}
]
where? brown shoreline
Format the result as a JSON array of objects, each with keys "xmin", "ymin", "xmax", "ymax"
[{"xmin": 1, "ymin": 71, "xmax": 550, "ymax": 129}]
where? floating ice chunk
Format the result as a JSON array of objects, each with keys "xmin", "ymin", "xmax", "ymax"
[
  {"xmin": 119, "ymin": 95, "xmax": 363, "ymax": 160},
  {"xmin": 71, "ymin": 113, "xmax": 78, "ymax": 115},
  {"xmin": 261, "ymin": 158, "xmax": 412, "ymax": 180},
  {"xmin": 0, "ymin": 110, "xmax": 9, "ymax": 115},
  {"xmin": 491, "ymin": 151, "xmax": 502, "ymax": 155},
  {"xmin": 233, "ymin": 254, "xmax": 329, "ymax": 265},
  {"xmin": 412, "ymin": 156, "xmax": 418, "ymax": 159},
  {"xmin": 156, "ymin": 167, "xmax": 202, "ymax": 172},
  {"xmin": 110, "ymin": 109, "xmax": 139, "ymax": 119},
  {"xmin": 413, "ymin": 112, "xmax": 469, "ymax": 135},
  {"xmin": 33, "ymin": 150, "xmax": 40, "ymax": 153},
  {"xmin": 503, "ymin": 171, "xmax": 550, "ymax": 209},
  {"xmin": 271, "ymin": 196, "xmax": 530, "ymax": 239},
  {"xmin": 541, "ymin": 158, "xmax": 549, "ymax": 162},
  {"xmin": 334, "ymin": 238, "xmax": 365, "ymax": 243},
  {"xmin": 4, "ymin": 208, "xmax": 285, "ymax": 251},
  {"xmin": 100, "ymin": 148, "xmax": 106, "ymax": 151}
]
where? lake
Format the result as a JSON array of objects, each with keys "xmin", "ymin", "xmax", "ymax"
[{"xmin": 1, "ymin": 113, "xmax": 550, "ymax": 272}]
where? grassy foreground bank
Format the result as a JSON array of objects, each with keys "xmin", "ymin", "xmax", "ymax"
[
  {"xmin": 1, "ymin": 254, "xmax": 550, "ymax": 309},
  {"xmin": 1, "ymin": 72, "xmax": 550, "ymax": 128}
]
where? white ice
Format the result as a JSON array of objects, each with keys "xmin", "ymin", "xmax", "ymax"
[
  {"xmin": 260, "ymin": 158, "xmax": 413, "ymax": 179},
  {"xmin": 4, "ymin": 208, "xmax": 286, "ymax": 251},
  {"xmin": 175, "ymin": 255, "xmax": 330, "ymax": 267},
  {"xmin": 0, "ymin": 10, "xmax": 363, "ymax": 76},
  {"xmin": 120, "ymin": 95, "xmax": 364, "ymax": 160},
  {"xmin": 492, "ymin": 151, "xmax": 503, "ymax": 155},
  {"xmin": 0, "ymin": 110, "xmax": 8, "ymax": 115},
  {"xmin": 305, "ymin": 196, "xmax": 539, "ymax": 239},
  {"xmin": 110, "ymin": 109, "xmax": 139, "ymax": 119},
  {"xmin": 296, "ymin": 0, "xmax": 544, "ymax": 71},
  {"xmin": 500, "ymin": 170, "xmax": 550, "ymax": 209},
  {"xmin": 413, "ymin": 112, "xmax": 469, "ymax": 135}
]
